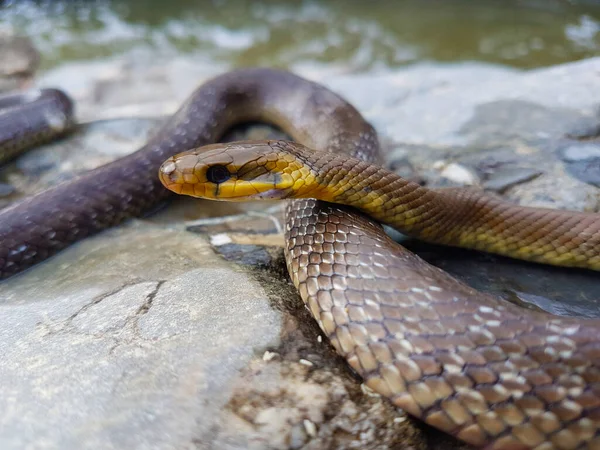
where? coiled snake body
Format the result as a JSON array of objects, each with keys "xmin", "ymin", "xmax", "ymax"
[{"xmin": 1, "ymin": 68, "xmax": 599, "ymax": 450}]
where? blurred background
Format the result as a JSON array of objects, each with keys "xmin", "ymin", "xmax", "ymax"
[{"xmin": 1, "ymin": 0, "xmax": 599, "ymax": 73}]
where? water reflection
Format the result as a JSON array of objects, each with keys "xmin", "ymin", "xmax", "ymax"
[{"xmin": 1, "ymin": 0, "xmax": 599, "ymax": 71}]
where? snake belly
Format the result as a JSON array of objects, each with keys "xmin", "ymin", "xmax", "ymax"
[{"xmin": 2, "ymin": 68, "xmax": 600, "ymax": 450}]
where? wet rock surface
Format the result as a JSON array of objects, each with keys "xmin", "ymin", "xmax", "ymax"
[
  {"xmin": 0, "ymin": 30, "xmax": 39, "ymax": 91},
  {"xmin": 1, "ymin": 52, "xmax": 600, "ymax": 450},
  {"xmin": 559, "ymin": 138, "xmax": 600, "ymax": 188}
]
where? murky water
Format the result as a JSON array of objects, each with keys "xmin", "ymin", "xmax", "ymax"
[{"xmin": 1, "ymin": 0, "xmax": 599, "ymax": 71}]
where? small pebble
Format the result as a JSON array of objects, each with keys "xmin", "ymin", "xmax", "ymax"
[
  {"xmin": 303, "ymin": 419, "xmax": 317, "ymax": 437},
  {"xmin": 437, "ymin": 161, "xmax": 479, "ymax": 185},
  {"xmin": 210, "ymin": 233, "xmax": 232, "ymax": 246},
  {"xmin": 16, "ymin": 149, "xmax": 59, "ymax": 175},
  {"xmin": 561, "ymin": 144, "xmax": 600, "ymax": 162},
  {"xmin": 299, "ymin": 359, "xmax": 313, "ymax": 367},
  {"xmin": 289, "ymin": 423, "xmax": 308, "ymax": 449},
  {"xmin": 389, "ymin": 157, "xmax": 424, "ymax": 184},
  {"xmin": 0, "ymin": 183, "xmax": 15, "ymax": 197},
  {"xmin": 262, "ymin": 351, "xmax": 278, "ymax": 361}
]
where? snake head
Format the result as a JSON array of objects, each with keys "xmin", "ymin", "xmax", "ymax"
[{"xmin": 158, "ymin": 140, "xmax": 316, "ymax": 201}]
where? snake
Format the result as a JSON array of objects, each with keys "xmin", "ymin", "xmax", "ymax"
[
  {"xmin": 1, "ymin": 68, "xmax": 599, "ymax": 450},
  {"xmin": 0, "ymin": 87, "xmax": 75, "ymax": 165}
]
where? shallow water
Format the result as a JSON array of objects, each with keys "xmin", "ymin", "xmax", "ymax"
[{"xmin": 1, "ymin": 0, "xmax": 600, "ymax": 71}]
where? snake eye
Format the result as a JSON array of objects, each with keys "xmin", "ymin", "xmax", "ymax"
[{"xmin": 206, "ymin": 165, "xmax": 231, "ymax": 184}]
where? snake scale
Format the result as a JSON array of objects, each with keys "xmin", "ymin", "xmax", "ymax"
[{"xmin": 1, "ymin": 68, "xmax": 599, "ymax": 450}]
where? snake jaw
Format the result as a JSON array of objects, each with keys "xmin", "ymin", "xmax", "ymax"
[{"xmin": 245, "ymin": 187, "xmax": 294, "ymax": 200}]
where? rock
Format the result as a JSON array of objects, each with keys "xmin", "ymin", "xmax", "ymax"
[
  {"xmin": 481, "ymin": 166, "xmax": 542, "ymax": 192},
  {"xmin": 214, "ymin": 243, "xmax": 275, "ymax": 266},
  {"xmin": 434, "ymin": 161, "xmax": 480, "ymax": 185},
  {"xmin": 562, "ymin": 158, "xmax": 600, "ymax": 187},
  {"xmin": 560, "ymin": 142, "xmax": 600, "ymax": 186},
  {"xmin": 1, "ymin": 50, "xmax": 600, "ymax": 450},
  {"xmin": 561, "ymin": 143, "xmax": 600, "ymax": 161},
  {"xmin": 0, "ymin": 30, "xmax": 40, "ymax": 91},
  {"xmin": 565, "ymin": 122, "xmax": 600, "ymax": 141},
  {"xmin": 388, "ymin": 155, "xmax": 424, "ymax": 185},
  {"xmin": 0, "ymin": 183, "xmax": 14, "ymax": 197},
  {"xmin": 0, "ymin": 221, "xmax": 281, "ymax": 448},
  {"xmin": 332, "ymin": 58, "xmax": 600, "ymax": 148}
]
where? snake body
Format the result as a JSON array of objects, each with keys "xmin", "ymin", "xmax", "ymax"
[
  {"xmin": 0, "ymin": 88, "xmax": 75, "ymax": 165},
  {"xmin": 159, "ymin": 140, "xmax": 600, "ymax": 449},
  {"xmin": 158, "ymin": 141, "xmax": 599, "ymax": 270},
  {"xmin": 1, "ymin": 68, "xmax": 599, "ymax": 449}
]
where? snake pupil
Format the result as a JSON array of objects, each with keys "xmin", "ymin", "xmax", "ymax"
[{"xmin": 206, "ymin": 165, "xmax": 231, "ymax": 184}]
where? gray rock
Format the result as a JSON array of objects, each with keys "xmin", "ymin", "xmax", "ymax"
[
  {"xmin": 0, "ymin": 183, "xmax": 14, "ymax": 197},
  {"xmin": 562, "ymin": 143, "xmax": 600, "ymax": 161},
  {"xmin": 0, "ymin": 30, "xmax": 39, "ymax": 91},
  {"xmin": 482, "ymin": 167, "xmax": 542, "ymax": 193},
  {"xmin": 563, "ymin": 158, "xmax": 600, "ymax": 187},
  {"xmin": 559, "ymin": 142, "xmax": 600, "ymax": 187},
  {"xmin": 0, "ymin": 222, "xmax": 284, "ymax": 450}
]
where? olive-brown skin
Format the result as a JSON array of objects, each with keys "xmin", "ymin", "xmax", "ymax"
[{"xmin": 2, "ymin": 68, "xmax": 600, "ymax": 449}]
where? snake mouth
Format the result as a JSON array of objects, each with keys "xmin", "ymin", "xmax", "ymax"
[
  {"xmin": 239, "ymin": 187, "xmax": 293, "ymax": 201},
  {"xmin": 192, "ymin": 186, "xmax": 293, "ymax": 202}
]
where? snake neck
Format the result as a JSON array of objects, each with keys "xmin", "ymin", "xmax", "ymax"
[
  {"xmin": 292, "ymin": 148, "xmax": 453, "ymax": 242},
  {"xmin": 291, "ymin": 147, "xmax": 600, "ymax": 271}
]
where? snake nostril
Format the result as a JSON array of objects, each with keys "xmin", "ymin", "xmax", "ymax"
[
  {"xmin": 159, "ymin": 161, "xmax": 182, "ymax": 186},
  {"xmin": 161, "ymin": 161, "xmax": 176, "ymax": 175}
]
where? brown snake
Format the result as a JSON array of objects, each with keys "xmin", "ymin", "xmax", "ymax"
[{"xmin": 1, "ymin": 68, "xmax": 599, "ymax": 450}]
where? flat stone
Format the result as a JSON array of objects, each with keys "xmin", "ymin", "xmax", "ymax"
[
  {"xmin": 563, "ymin": 158, "xmax": 600, "ymax": 187},
  {"xmin": 343, "ymin": 58, "xmax": 600, "ymax": 147},
  {"xmin": 0, "ymin": 183, "xmax": 14, "ymax": 197},
  {"xmin": 0, "ymin": 221, "xmax": 283, "ymax": 450},
  {"xmin": 561, "ymin": 143, "xmax": 600, "ymax": 161},
  {"xmin": 219, "ymin": 243, "xmax": 276, "ymax": 266},
  {"xmin": 482, "ymin": 167, "xmax": 542, "ymax": 192}
]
